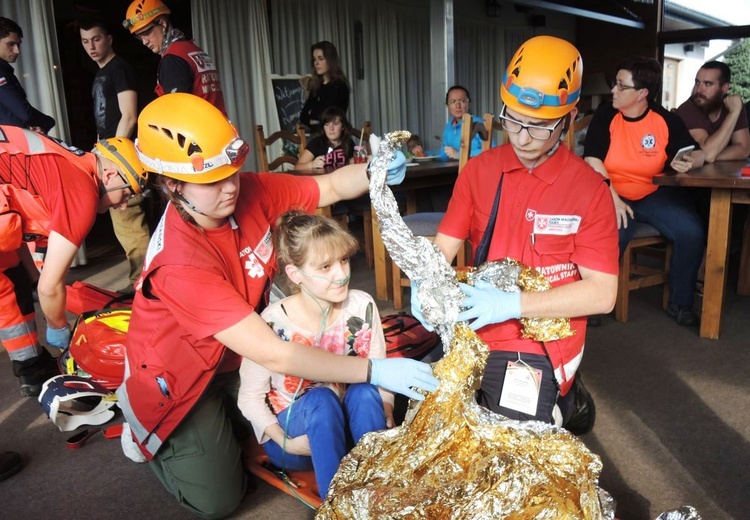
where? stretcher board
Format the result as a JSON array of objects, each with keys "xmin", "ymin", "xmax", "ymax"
[{"xmin": 244, "ymin": 435, "xmax": 322, "ymax": 508}]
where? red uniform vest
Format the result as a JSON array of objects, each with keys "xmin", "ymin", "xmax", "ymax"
[
  {"xmin": 117, "ymin": 173, "xmax": 319, "ymax": 459},
  {"xmin": 155, "ymin": 40, "xmax": 227, "ymax": 115},
  {"xmin": 0, "ymin": 126, "xmax": 98, "ymax": 251}
]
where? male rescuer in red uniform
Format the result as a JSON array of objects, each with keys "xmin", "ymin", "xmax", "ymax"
[
  {"xmin": 123, "ymin": 0, "xmax": 227, "ymax": 114},
  {"xmin": 0, "ymin": 127, "xmax": 148, "ymax": 396}
]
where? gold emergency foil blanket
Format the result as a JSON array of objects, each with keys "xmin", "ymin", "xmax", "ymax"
[
  {"xmin": 315, "ymin": 323, "xmax": 607, "ymax": 519},
  {"xmin": 461, "ymin": 260, "xmax": 574, "ymax": 342}
]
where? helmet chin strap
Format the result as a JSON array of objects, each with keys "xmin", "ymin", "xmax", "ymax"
[{"xmin": 174, "ymin": 191, "xmax": 207, "ymax": 216}]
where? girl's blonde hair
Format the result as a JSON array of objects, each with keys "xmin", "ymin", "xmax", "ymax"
[{"xmin": 275, "ymin": 210, "xmax": 358, "ymax": 272}]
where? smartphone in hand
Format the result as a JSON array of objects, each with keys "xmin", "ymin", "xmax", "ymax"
[{"xmin": 674, "ymin": 145, "xmax": 695, "ymax": 162}]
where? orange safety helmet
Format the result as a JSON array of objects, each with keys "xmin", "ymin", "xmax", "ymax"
[
  {"xmin": 500, "ymin": 35, "xmax": 583, "ymax": 120},
  {"xmin": 93, "ymin": 138, "xmax": 149, "ymax": 195},
  {"xmin": 135, "ymin": 93, "xmax": 249, "ymax": 183},
  {"xmin": 122, "ymin": 0, "xmax": 171, "ymax": 34}
]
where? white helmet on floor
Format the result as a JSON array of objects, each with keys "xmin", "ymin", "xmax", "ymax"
[{"xmin": 38, "ymin": 375, "xmax": 117, "ymax": 432}]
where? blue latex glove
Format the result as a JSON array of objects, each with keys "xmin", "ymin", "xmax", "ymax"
[
  {"xmin": 46, "ymin": 325, "xmax": 71, "ymax": 350},
  {"xmin": 370, "ymin": 358, "xmax": 439, "ymax": 401},
  {"xmin": 384, "ymin": 150, "xmax": 407, "ymax": 185},
  {"xmin": 456, "ymin": 282, "xmax": 522, "ymax": 331},
  {"xmin": 369, "ymin": 134, "xmax": 407, "ymax": 185},
  {"xmin": 410, "ymin": 285, "xmax": 434, "ymax": 332}
]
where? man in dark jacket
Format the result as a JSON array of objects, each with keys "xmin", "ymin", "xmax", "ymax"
[{"xmin": 0, "ymin": 17, "xmax": 55, "ymax": 133}]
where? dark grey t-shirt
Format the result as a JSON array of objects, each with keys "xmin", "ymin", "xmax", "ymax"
[{"xmin": 92, "ymin": 55, "xmax": 137, "ymax": 138}]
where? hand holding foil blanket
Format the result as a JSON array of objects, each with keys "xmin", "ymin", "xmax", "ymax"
[{"xmin": 314, "ymin": 131, "xmax": 613, "ymax": 519}]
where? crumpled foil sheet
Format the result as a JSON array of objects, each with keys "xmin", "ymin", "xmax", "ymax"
[
  {"xmin": 315, "ymin": 132, "xmax": 613, "ymax": 519},
  {"xmin": 460, "ymin": 261, "xmax": 574, "ymax": 342},
  {"xmin": 655, "ymin": 506, "xmax": 703, "ymax": 520},
  {"xmin": 316, "ymin": 323, "xmax": 612, "ymax": 519}
]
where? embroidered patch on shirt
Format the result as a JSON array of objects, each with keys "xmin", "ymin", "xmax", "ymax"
[
  {"xmin": 533, "ymin": 214, "xmax": 581, "ymax": 235},
  {"xmin": 0, "ymin": 77, "xmax": 7, "ymax": 87},
  {"xmin": 187, "ymin": 51, "xmax": 216, "ymax": 73},
  {"xmin": 254, "ymin": 228, "xmax": 273, "ymax": 263},
  {"xmin": 244, "ymin": 253, "xmax": 265, "ymax": 278}
]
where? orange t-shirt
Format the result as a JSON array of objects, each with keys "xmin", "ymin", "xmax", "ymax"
[{"xmin": 583, "ymin": 102, "xmax": 697, "ymax": 201}]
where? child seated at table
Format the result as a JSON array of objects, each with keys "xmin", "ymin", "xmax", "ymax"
[
  {"xmin": 406, "ymin": 135, "xmax": 425, "ymax": 157},
  {"xmin": 295, "ymin": 107, "xmax": 355, "ymax": 170},
  {"xmin": 237, "ymin": 210, "xmax": 394, "ymax": 498}
]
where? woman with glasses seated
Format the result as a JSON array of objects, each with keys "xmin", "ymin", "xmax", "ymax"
[
  {"xmin": 122, "ymin": 0, "xmax": 227, "ymax": 115},
  {"xmin": 412, "ymin": 36, "xmax": 619, "ymax": 427},
  {"xmin": 583, "ymin": 57, "xmax": 706, "ymax": 327},
  {"xmin": 435, "ymin": 85, "xmax": 487, "ymax": 161}
]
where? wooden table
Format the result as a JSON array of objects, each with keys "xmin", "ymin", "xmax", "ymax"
[
  {"xmin": 653, "ymin": 160, "xmax": 750, "ymax": 339},
  {"xmin": 372, "ymin": 160, "xmax": 460, "ymax": 300}
]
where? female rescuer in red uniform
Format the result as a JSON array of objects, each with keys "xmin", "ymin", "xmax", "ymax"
[
  {"xmin": 0, "ymin": 128, "xmax": 148, "ymax": 396},
  {"xmin": 117, "ymin": 93, "xmax": 438, "ymax": 519}
]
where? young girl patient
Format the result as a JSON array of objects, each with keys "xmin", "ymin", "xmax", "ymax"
[{"xmin": 238, "ymin": 210, "xmax": 393, "ymax": 498}]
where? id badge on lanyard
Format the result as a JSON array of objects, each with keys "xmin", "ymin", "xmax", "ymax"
[{"xmin": 499, "ymin": 357, "xmax": 542, "ymax": 416}]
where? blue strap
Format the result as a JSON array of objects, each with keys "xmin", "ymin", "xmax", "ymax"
[{"xmin": 503, "ymin": 73, "xmax": 581, "ymax": 109}]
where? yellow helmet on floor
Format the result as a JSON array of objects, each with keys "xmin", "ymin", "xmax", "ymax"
[
  {"xmin": 135, "ymin": 93, "xmax": 249, "ymax": 183},
  {"xmin": 94, "ymin": 138, "xmax": 149, "ymax": 195},
  {"xmin": 122, "ymin": 0, "xmax": 171, "ymax": 34},
  {"xmin": 501, "ymin": 35, "xmax": 583, "ymax": 119}
]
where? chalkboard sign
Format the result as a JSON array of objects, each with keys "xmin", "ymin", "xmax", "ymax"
[{"xmin": 271, "ymin": 75, "xmax": 307, "ymax": 132}]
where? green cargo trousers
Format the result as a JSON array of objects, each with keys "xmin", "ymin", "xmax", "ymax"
[{"xmin": 150, "ymin": 371, "xmax": 252, "ymax": 520}]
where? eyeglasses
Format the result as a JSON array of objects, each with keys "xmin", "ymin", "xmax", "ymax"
[
  {"xmin": 133, "ymin": 23, "xmax": 158, "ymax": 42},
  {"xmin": 497, "ymin": 107, "xmax": 563, "ymax": 140},
  {"xmin": 611, "ymin": 81, "xmax": 638, "ymax": 92},
  {"xmin": 106, "ymin": 173, "xmax": 150, "ymax": 200},
  {"xmin": 447, "ymin": 98, "xmax": 470, "ymax": 106}
]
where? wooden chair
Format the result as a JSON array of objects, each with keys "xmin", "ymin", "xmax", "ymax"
[
  {"xmin": 255, "ymin": 123, "xmax": 307, "ymax": 172},
  {"xmin": 615, "ymin": 222, "xmax": 672, "ymax": 322},
  {"xmin": 390, "ymin": 114, "xmax": 477, "ymax": 310},
  {"xmin": 482, "ymin": 112, "xmax": 504, "ymax": 152}
]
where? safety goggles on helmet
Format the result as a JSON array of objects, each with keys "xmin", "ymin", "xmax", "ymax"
[
  {"xmin": 497, "ymin": 105, "xmax": 564, "ymax": 140},
  {"xmin": 136, "ymin": 137, "xmax": 249, "ymax": 178},
  {"xmin": 38, "ymin": 374, "xmax": 117, "ymax": 432},
  {"xmin": 122, "ymin": 0, "xmax": 171, "ymax": 34}
]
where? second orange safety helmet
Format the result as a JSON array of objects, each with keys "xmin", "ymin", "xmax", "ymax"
[
  {"xmin": 122, "ymin": 0, "xmax": 171, "ymax": 34},
  {"xmin": 135, "ymin": 93, "xmax": 249, "ymax": 184},
  {"xmin": 500, "ymin": 35, "xmax": 583, "ymax": 120},
  {"xmin": 93, "ymin": 138, "xmax": 149, "ymax": 196}
]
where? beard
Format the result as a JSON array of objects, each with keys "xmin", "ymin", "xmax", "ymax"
[{"xmin": 691, "ymin": 92, "xmax": 724, "ymax": 116}]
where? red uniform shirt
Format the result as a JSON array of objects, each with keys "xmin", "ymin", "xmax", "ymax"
[
  {"xmin": 0, "ymin": 125, "xmax": 99, "ymax": 247},
  {"xmin": 118, "ymin": 172, "xmax": 319, "ymax": 459},
  {"xmin": 439, "ymin": 144, "xmax": 618, "ymax": 392}
]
